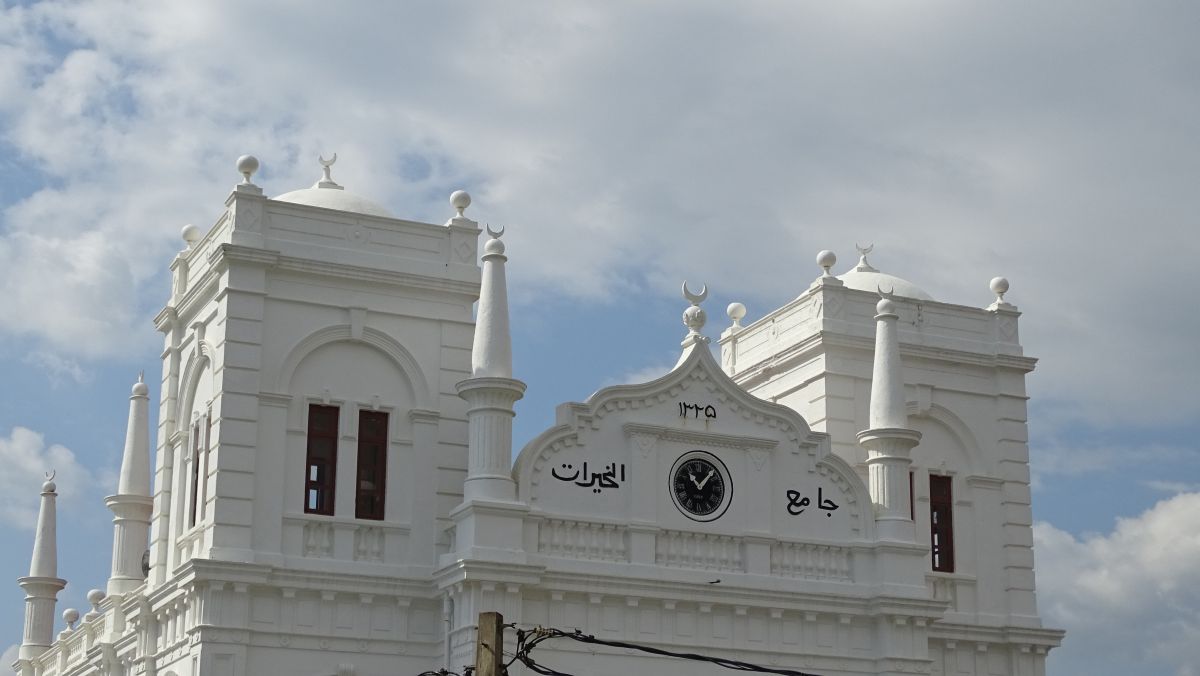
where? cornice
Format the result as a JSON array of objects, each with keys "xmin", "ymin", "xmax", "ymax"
[
  {"xmin": 211, "ymin": 243, "xmax": 481, "ymax": 298},
  {"xmin": 927, "ymin": 620, "xmax": 1066, "ymax": 648},
  {"xmin": 733, "ymin": 331, "xmax": 1037, "ymax": 389}
]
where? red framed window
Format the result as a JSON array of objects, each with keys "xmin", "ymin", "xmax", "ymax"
[
  {"xmin": 305, "ymin": 404, "xmax": 339, "ymax": 515},
  {"xmin": 929, "ymin": 474, "xmax": 955, "ymax": 572},
  {"xmin": 355, "ymin": 410, "xmax": 389, "ymax": 520}
]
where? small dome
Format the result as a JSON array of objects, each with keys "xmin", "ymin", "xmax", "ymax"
[
  {"xmin": 273, "ymin": 187, "xmax": 394, "ymax": 218},
  {"xmin": 273, "ymin": 155, "xmax": 394, "ymax": 218},
  {"xmin": 838, "ymin": 269, "xmax": 934, "ymax": 301}
]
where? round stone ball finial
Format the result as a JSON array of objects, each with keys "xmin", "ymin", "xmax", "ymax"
[
  {"xmin": 483, "ymin": 238, "xmax": 505, "ymax": 256},
  {"xmin": 816, "ymin": 250, "xmax": 837, "ymax": 275},
  {"xmin": 876, "ymin": 297, "xmax": 898, "ymax": 316},
  {"xmin": 683, "ymin": 305, "xmax": 707, "ymax": 335},
  {"xmin": 42, "ymin": 470, "xmax": 56, "ymax": 493},
  {"xmin": 87, "ymin": 589, "xmax": 106, "ymax": 608},
  {"xmin": 63, "ymin": 608, "xmax": 80, "ymax": 629},
  {"xmin": 236, "ymin": 155, "xmax": 260, "ymax": 184},
  {"xmin": 449, "ymin": 190, "xmax": 471, "ymax": 217},
  {"xmin": 726, "ymin": 302, "xmax": 747, "ymax": 327},
  {"xmin": 132, "ymin": 374, "xmax": 150, "ymax": 397},
  {"xmin": 990, "ymin": 276, "xmax": 1010, "ymax": 302},
  {"xmin": 181, "ymin": 224, "xmax": 202, "ymax": 247}
]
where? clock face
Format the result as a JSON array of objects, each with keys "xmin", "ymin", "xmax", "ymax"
[{"xmin": 670, "ymin": 451, "xmax": 732, "ymax": 522}]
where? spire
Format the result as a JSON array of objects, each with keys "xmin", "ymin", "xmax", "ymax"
[
  {"xmin": 856, "ymin": 293, "xmax": 922, "ymax": 542},
  {"xmin": 867, "ymin": 295, "xmax": 907, "ymax": 430},
  {"xmin": 470, "ymin": 224, "xmax": 513, "ymax": 379},
  {"xmin": 457, "ymin": 212, "xmax": 526, "ymax": 505},
  {"xmin": 105, "ymin": 374, "xmax": 154, "ymax": 595},
  {"xmin": 28, "ymin": 474, "xmax": 60, "ymax": 579},
  {"xmin": 18, "ymin": 474, "xmax": 67, "ymax": 662},
  {"xmin": 118, "ymin": 373, "xmax": 151, "ymax": 496}
]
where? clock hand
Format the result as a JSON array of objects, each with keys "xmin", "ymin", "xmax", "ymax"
[
  {"xmin": 697, "ymin": 469, "xmax": 715, "ymax": 489},
  {"xmin": 688, "ymin": 472, "xmax": 702, "ymax": 489}
]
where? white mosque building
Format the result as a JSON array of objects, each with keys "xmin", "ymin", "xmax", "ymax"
[{"xmin": 12, "ymin": 155, "xmax": 1063, "ymax": 676}]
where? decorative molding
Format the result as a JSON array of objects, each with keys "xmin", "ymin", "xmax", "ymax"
[{"xmin": 622, "ymin": 423, "xmax": 779, "ymax": 451}]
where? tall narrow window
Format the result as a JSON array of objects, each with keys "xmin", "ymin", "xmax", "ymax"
[
  {"xmin": 198, "ymin": 411, "xmax": 212, "ymax": 521},
  {"xmin": 305, "ymin": 404, "xmax": 339, "ymax": 515},
  {"xmin": 929, "ymin": 474, "xmax": 955, "ymax": 572},
  {"xmin": 355, "ymin": 410, "xmax": 389, "ymax": 520},
  {"xmin": 188, "ymin": 421, "xmax": 201, "ymax": 527}
]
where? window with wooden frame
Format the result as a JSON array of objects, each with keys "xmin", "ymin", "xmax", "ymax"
[
  {"xmin": 355, "ymin": 410, "xmax": 389, "ymax": 520},
  {"xmin": 929, "ymin": 474, "xmax": 955, "ymax": 572},
  {"xmin": 305, "ymin": 404, "xmax": 339, "ymax": 515}
]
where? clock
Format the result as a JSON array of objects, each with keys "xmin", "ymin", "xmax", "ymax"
[{"xmin": 670, "ymin": 450, "xmax": 732, "ymax": 521}]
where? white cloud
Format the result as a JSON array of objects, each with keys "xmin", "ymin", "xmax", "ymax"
[
  {"xmin": 0, "ymin": 644, "xmax": 17, "ymax": 668},
  {"xmin": 23, "ymin": 350, "xmax": 91, "ymax": 387},
  {"xmin": 0, "ymin": 0, "xmax": 1196, "ymax": 434},
  {"xmin": 1035, "ymin": 493, "xmax": 1200, "ymax": 675},
  {"xmin": 0, "ymin": 427, "xmax": 96, "ymax": 530}
]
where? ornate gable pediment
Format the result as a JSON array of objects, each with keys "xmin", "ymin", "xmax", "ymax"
[{"xmin": 514, "ymin": 343, "xmax": 874, "ymax": 543}]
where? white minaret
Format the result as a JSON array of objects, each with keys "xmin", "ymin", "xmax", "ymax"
[
  {"xmin": 856, "ymin": 294, "xmax": 922, "ymax": 542},
  {"xmin": 17, "ymin": 475, "xmax": 67, "ymax": 665},
  {"xmin": 105, "ymin": 374, "xmax": 153, "ymax": 595},
  {"xmin": 456, "ymin": 199, "xmax": 526, "ymax": 503}
]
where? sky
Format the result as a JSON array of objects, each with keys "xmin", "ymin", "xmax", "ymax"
[{"xmin": 1, "ymin": 1, "xmax": 1198, "ymax": 674}]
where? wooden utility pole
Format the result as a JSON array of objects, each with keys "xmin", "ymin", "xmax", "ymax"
[{"xmin": 475, "ymin": 611, "xmax": 504, "ymax": 676}]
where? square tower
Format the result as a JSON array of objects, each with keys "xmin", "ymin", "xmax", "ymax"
[
  {"xmin": 720, "ymin": 251, "xmax": 1050, "ymax": 658},
  {"xmin": 149, "ymin": 163, "xmax": 481, "ymax": 586}
]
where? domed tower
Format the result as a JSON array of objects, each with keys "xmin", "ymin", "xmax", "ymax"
[
  {"xmin": 137, "ymin": 155, "xmax": 485, "ymax": 675},
  {"xmin": 720, "ymin": 246, "xmax": 1063, "ymax": 671}
]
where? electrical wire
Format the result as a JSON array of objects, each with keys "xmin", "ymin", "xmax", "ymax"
[{"xmin": 510, "ymin": 625, "xmax": 823, "ymax": 676}]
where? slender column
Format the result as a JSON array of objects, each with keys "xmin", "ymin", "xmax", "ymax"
[
  {"xmin": 18, "ymin": 477, "xmax": 68, "ymax": 663},
  {"xmin": 107, "ymin": 375, "xmax": 154, "ymax": 595},
  {"xmin": 458, "ymin": 224, "xmax": 526, "ymax": 503},
  {"xmin": 857, "ymin": 296, "xmax": 921, "ymax": 542}
]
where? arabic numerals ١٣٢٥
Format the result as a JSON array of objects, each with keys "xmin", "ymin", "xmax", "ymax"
[
  {"xmin": 785, "ymin": 487, "xmax": 840, "ymax": 517},
  {"xmin": 678, "ymin": 402, "xmax": 717, "ymax": 419}
]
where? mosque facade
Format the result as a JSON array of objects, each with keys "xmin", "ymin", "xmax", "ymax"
[{"xmin": 12, "ymin": 155, "xmax": 1063, "ymax": 676}]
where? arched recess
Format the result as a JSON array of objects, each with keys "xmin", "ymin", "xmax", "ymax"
[
  {"xmin": 176, "ymin": 339, "xmax": 215, "ymax": 436},
  {"xmin": 274, "ymin": 325, "xmax": 432, "ymax": 407},
  {"xmin": 906, "ymin": 401, "xmax": 986, "ymax": 476}
]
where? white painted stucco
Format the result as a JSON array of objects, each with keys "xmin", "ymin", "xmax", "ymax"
[{"xmin": 13, "ymin": 157, "xmax": 1061, "ymax": 676}]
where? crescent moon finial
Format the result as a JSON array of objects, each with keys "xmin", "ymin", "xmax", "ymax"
[
  {"xmin": 317, "ymin": 153, "xmax": 338, "ymax": 186},
  {"xmin": 876, "ymin": 284, "xmax": 894, "ymax": 299},
  {"xmin": 855, "ymin": 242, "xmax": 874, "ymax": 256},
  {"xmin": 44, "ymin": 470, "xmax": 55, "ymax": 482},
  {"xmin": 682, "ymin": 281, "xmax": 708, "ymax": 305},
  {"xmin": 486, "ymin": 223, "xmax": 505, "ymax": 238}
]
